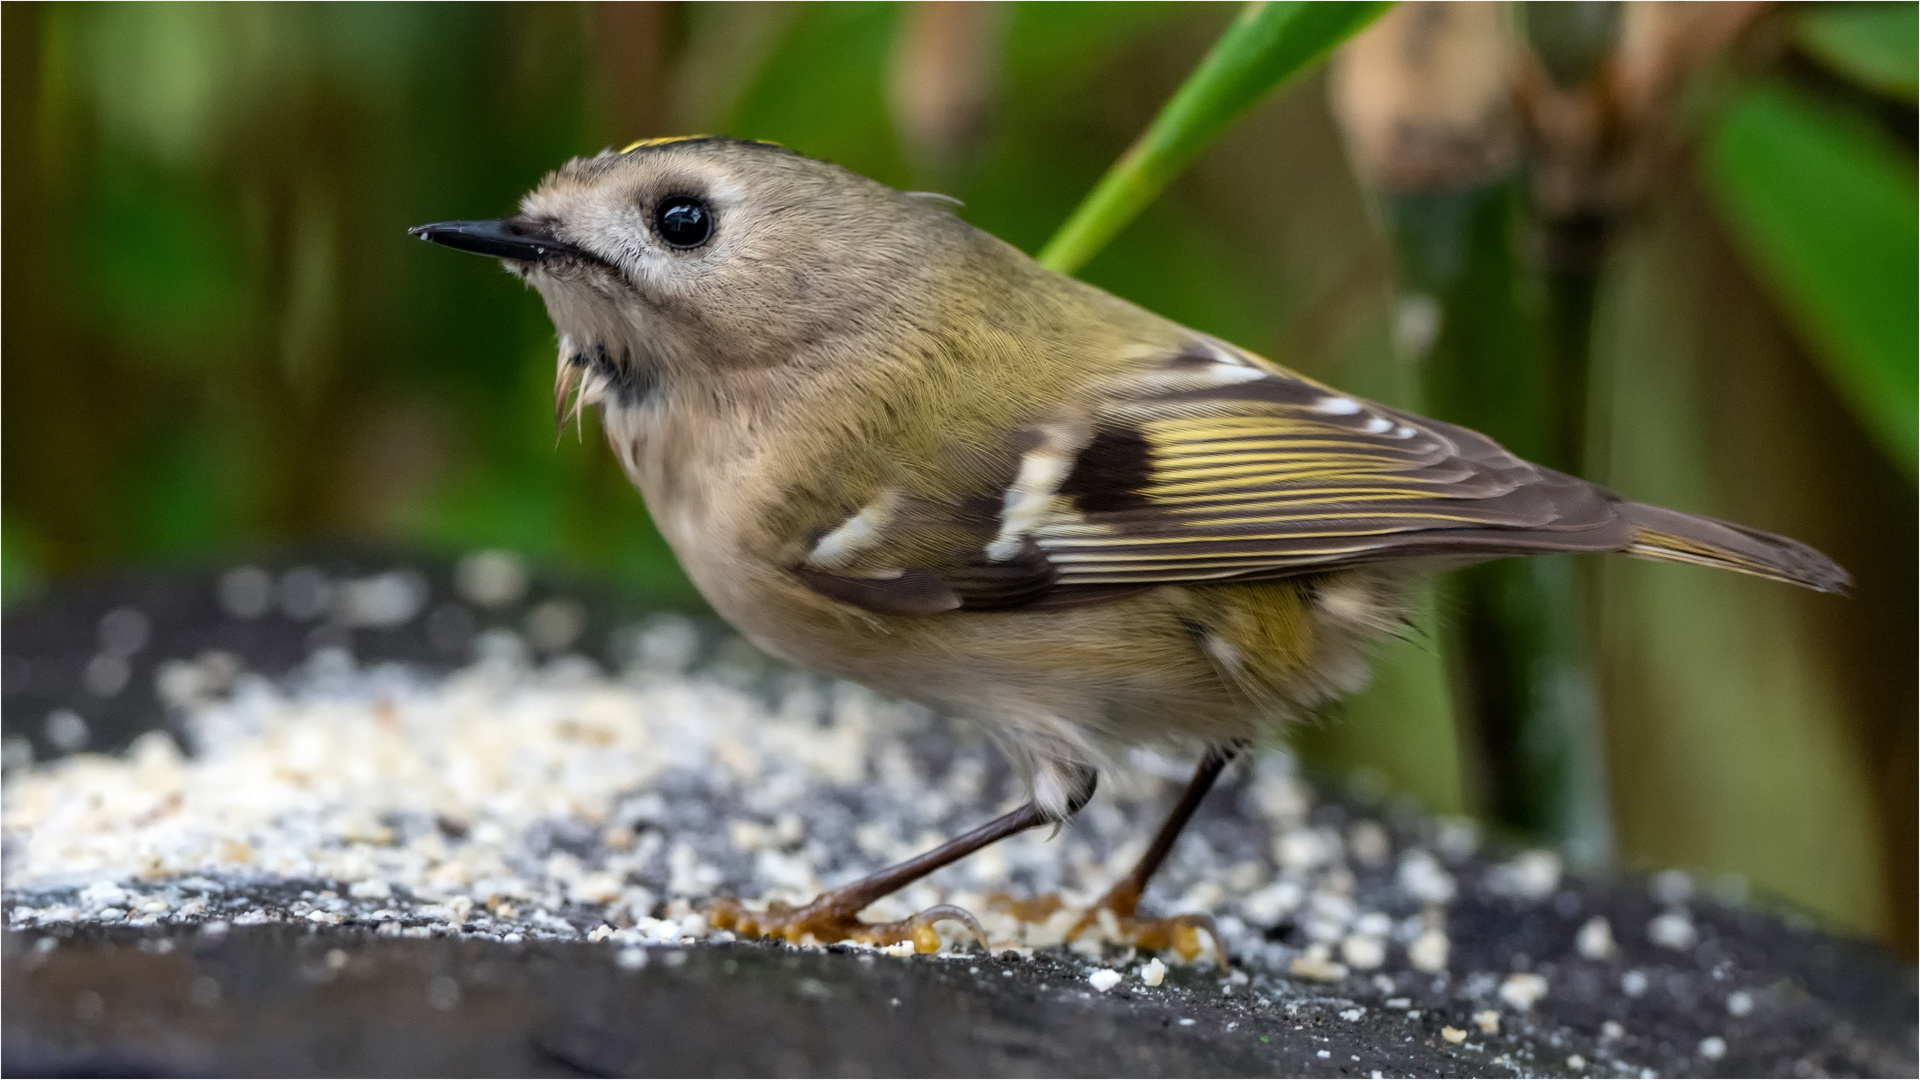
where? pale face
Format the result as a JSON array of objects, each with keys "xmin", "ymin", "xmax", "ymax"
[
  {"xmin": 512, "ymin": 141, "xmax": 760, "ymax": 322},
  {"xmin": 411, "ymin": 138, "xmax": 956, "ymax": 382}
]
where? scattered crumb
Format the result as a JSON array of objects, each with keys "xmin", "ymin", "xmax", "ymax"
[
  {"xmin": 1340, "ymin": 1007, "xmax": 1366, "ymax": 1021},
  {"xmin": 1397, "ymin": 850, "xmax": 1456, "ymax": 905},
  {"xmin": 1499, "ymin": 973, "xmax": 1547, "ymax": 1011},
  {"xmin": 1650, "ymin": 870, "xmax": 1693, "ymax": 905},
  {"xmin": 1474, "ymin": 1009, "xmax": 1500, "ymax": 1034},
  {"xmin": 1726, "ymin": 990, "xmax": 1753, "ymax": 1017},
  {"xmin": 1489, "ymin": 850, "xmax": 1561, "ymax": 900},
  {"xmin": 1442, "ymin": 1026, "xmax": 1468, "ymax": 1044},
  {"xmin": 1289, "ymin": 944, "xmax": 1349, "ymax": 982},
  {"xmin": 1649, "ymin": 910, "xmax": 1698, "ymax": 951},
  {"xmin": 1087, "ymin": 968, "xmax": 1122, "ymax": 992},
  {"xmin": 1348, "ymin": 820, "xmax": 1391, "ymax": 867},
  {"xmin": 1576, "ymin": 915, "xmax": 1615, "ymax": 960},
  {"xmin": 1567, "ymin": 1053, "xmax": 1586, "ymax": 1070},
  {"xmin": 1274, "ymin": 827, "xmax": 1333, "ymax": 870},
  {"xmin": 1408, "ymin": 928, "xmax": 1450, "ymax": 973},
  {"xmin": 1435, "ymin": 820, "xmax": 1478, "ymax": 861},
  {"xmin": 1341, "ymin": 934, "xmax": 1386, "ymax": 970},
  {"xmin": 1138, "ymin": 957, "xmax": 1166, "ymax": 987}
]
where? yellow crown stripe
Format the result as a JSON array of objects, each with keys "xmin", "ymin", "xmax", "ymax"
[
  {"xmin": 620, "ymin": 135, "xmax": 710, "ymax": 152},
  {"xmin": 618, "ymin": 134, "xmax": 786, "ymax": 153}
]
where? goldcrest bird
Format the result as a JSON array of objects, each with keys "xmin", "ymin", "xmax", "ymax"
[{"xmin": 411, "ymin": 136, "xmax": 1847, "ymax": 958}]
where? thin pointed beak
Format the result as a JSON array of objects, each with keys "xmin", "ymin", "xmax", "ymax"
[{"xmin": 407, "ymin": 217, "xmax": 584, "ymax": 261}]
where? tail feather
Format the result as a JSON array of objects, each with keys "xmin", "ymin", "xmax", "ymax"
[{"xmin": 1621, "ymin": 502, "xmax": 1850, "ymax": 594}]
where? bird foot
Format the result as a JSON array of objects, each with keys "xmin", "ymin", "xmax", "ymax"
[
  {"xmin": 1065, "ymin": 884, "xmax": 1226, "ymax": 971},
  {"xmin": 706, "ymin": 894, "xmax": 986, "ymax": 954}
]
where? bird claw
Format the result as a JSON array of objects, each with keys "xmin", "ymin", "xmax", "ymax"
[
  {"xmin": 707, "ymin": 895, "xmax": 985, "ymax": 954},
  {"xmin": 1065, "ymin": 885, "xmax": 1227, "ymax": 972}
]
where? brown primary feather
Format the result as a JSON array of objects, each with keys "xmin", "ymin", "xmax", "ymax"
[{"xmin": 1622, "ymin": 502, "xmax": 1850, "ymax": 593}]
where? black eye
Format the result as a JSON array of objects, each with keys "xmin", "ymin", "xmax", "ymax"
[{"xmin": 654, "ymin": 196, "xmax": 713, "ymax": 249}]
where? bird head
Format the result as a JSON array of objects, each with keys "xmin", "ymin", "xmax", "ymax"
[{"xmin": 410, "ymin": 137, "xmax": 969, "ymax": 423}]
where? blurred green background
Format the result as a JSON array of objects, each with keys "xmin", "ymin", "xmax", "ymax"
[{"xmin": 3, "ymin": 2, "xmax": 1913, "ymax": 952}]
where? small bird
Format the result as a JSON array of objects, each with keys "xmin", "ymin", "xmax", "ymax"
[{"xmin": 412, "ymin": 136, "xmax": 1846, "ymax": 958}]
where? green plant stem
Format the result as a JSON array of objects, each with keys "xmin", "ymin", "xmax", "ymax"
[
  {"xmin": 1038, "ymin": 0, "xmax": 1389, "ymax": 275},
  {"xmin": 1390, "ymin": 182, "xmax": 1614, "ymax": 865}
]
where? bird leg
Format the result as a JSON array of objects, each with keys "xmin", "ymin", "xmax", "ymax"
[
  {"xmin": 708, "ymin": 768, "xmax": 1097, "ymax": 953},
  {"xmin": 1066, "ymin": 743, "xmax": 1244, "ymax": 970}
]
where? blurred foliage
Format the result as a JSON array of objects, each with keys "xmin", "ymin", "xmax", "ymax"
[
  {"xmin": 1387, "ymin": 177, "xmax": 1614, "ymax": 868},
  {"xmin": 1, "ymin": 2, "xmax": 1913, "ymax": 952},
  {"xmin": 1705, "ymin": 82, "xmax": 1918, "ymax": 473},
  {"xmin": 1796, "ymin": 0, "xmax": 1919, "ymax": 103},
  {"xmin": 1039, "ymin": 0, "xmax": 1388, "ymax": 273}
]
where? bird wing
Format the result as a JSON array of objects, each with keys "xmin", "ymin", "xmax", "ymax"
[{"xmin": 794, "ymin": 337, "xmax": 1635, "ymax": 615}]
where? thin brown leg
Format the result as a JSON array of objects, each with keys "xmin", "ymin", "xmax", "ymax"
[
  {"xmin": 1068, "ymin": 742, "xmax": 1245, "ymax": 967},
  {"xmin": 709, "ymin": 767, "xmax": 1097, "ymax": 952}
]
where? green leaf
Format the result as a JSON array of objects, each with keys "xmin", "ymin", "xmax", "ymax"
[
  {"xmin": 1037, "ymin": 0, "xmax": 1390, "ymax": 274},
  {"xmin": 1796, "ymin": 2, "xmax": 1918, "ymax": 104},
  {"xmin": 1704, "ymin": 83, "xmax": 1918, "ymax": 476}
]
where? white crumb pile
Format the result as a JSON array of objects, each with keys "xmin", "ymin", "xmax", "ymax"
[{"xmin": 12, "ymin": 614, "xmax": 1513, "ymax": 981}]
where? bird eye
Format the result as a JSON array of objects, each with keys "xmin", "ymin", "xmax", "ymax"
[{"xmin": 654, "ymin": 196, "xmax": 713, "ymax": 249}]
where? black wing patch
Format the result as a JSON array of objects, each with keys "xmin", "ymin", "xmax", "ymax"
[{"xmin": 1057, "ymin": 425, "xmax": 1153, "ymax": 514}]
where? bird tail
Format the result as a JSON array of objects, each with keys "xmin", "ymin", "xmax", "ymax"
[{"xmin": 1620, "ymin": 502, "xmax": 1850, "ymax": 594}]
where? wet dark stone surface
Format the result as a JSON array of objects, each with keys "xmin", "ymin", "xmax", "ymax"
[
  {"xmin": 4, "ymin": 909, "xmax": 1914, "ymax": 1079},
  {"xmin": 2, "ymin": 926, "xmax": 1469, "ymax": 1078},
  {"xmin": 3, "ymin": 558, "xmax": 1915, "ymax": 1078}
]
